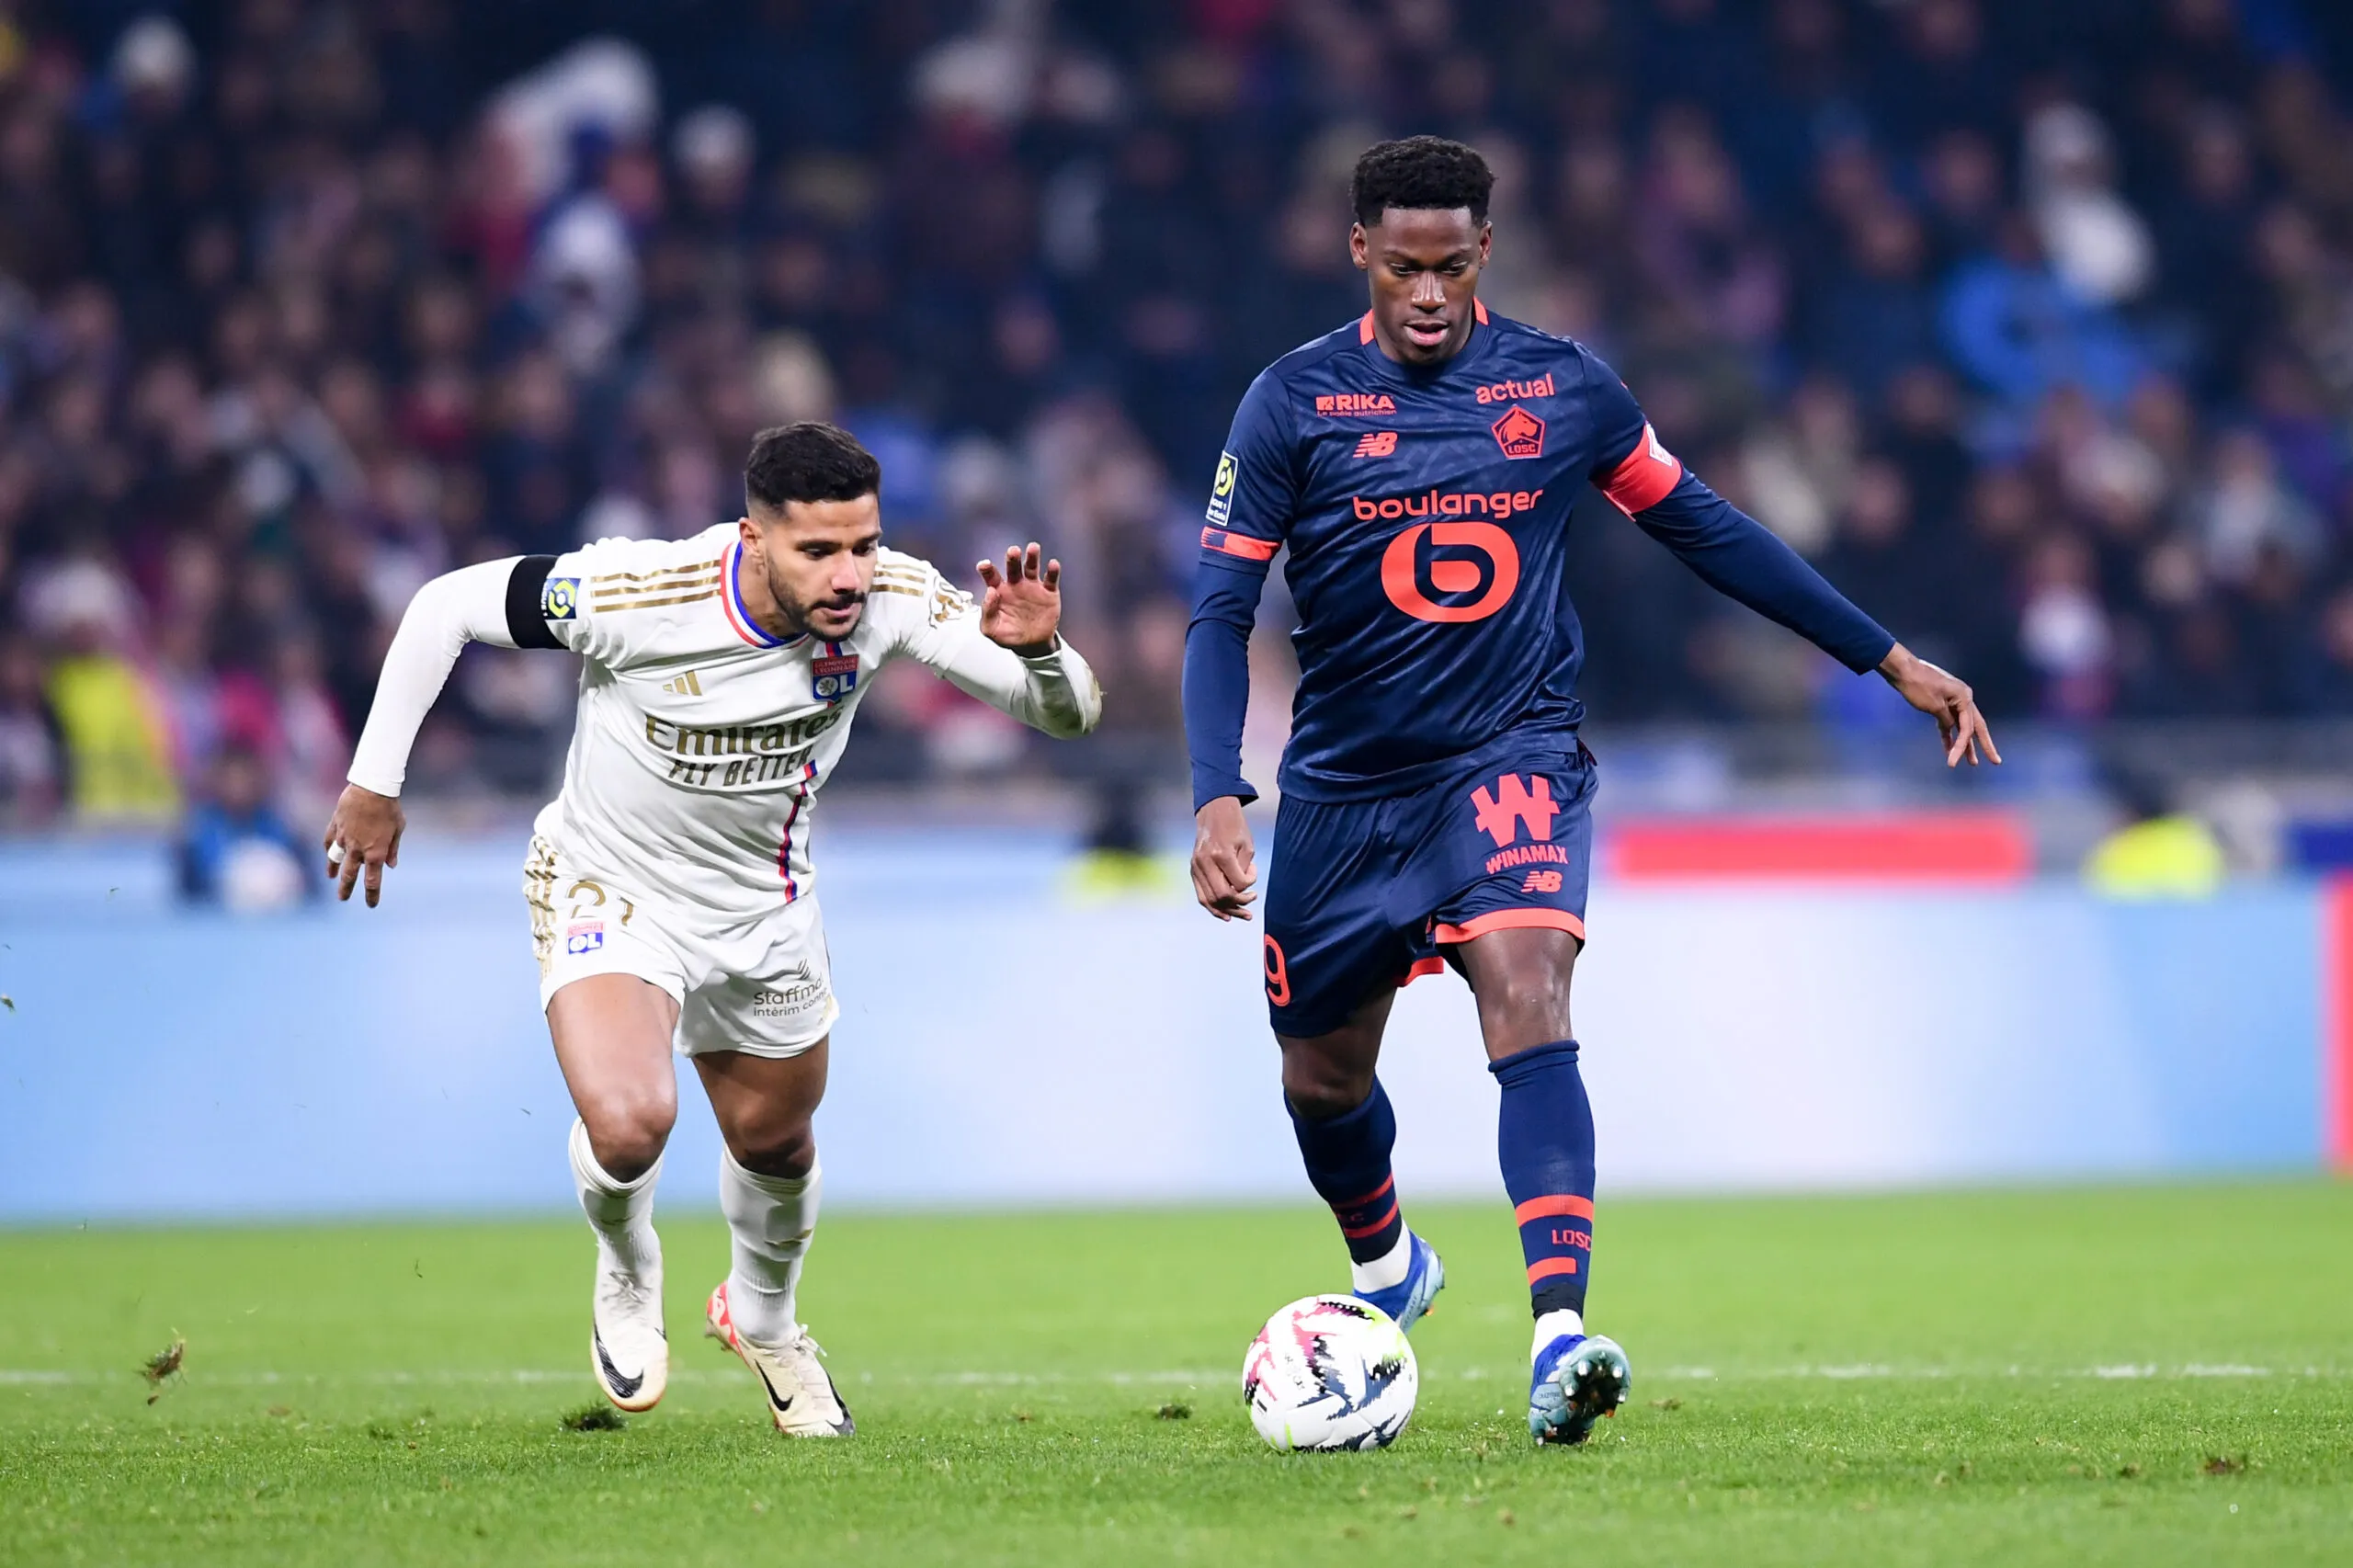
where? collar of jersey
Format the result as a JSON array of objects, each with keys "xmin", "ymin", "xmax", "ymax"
[
  {"xmin": 720, "ymin": 539, "xmax": 807, "ymax": 650},
  {"xmin": 1350, "ymin": 301, "xmax": 1500, "ymax": 390}
]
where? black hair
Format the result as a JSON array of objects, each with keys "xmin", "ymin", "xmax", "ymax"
[
  {"xmin": 1349, "ymin": 136, "xmax": 1495, "ymax": 228},
  {"xmin": 743, "ymin": 422, "xmax": 882, "ymax": 512}
]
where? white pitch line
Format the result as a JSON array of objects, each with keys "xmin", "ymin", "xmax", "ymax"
[{"xmin": 2, "ymin": 1364, "xmax": 2336, "ymax": 1389}]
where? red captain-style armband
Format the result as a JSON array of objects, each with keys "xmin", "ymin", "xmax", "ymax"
[{"xmin": 1596, "ymin": 422, "xmax": 1684, "ymax": 516}]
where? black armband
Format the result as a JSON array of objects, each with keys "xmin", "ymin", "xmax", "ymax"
[{"xmin": 504, "ymin": 554, "xmax": 564, "ymax": 649}]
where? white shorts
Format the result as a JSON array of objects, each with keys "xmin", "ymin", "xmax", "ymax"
[{"xmin": 523, "ymin": 833, "xmax": 839, "ymax": 1058}]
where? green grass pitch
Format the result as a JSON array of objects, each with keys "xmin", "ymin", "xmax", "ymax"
[{"xmin": 4, "ymin": 1182, "xmax": 2349, "ymax": 1566}]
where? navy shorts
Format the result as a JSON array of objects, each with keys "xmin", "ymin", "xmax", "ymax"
[{"xmin": 1261, "ymin": 744, "xmax": 1597, "ymax": 1038}]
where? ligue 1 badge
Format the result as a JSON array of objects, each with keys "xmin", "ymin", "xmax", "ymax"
[{"xmin": 813, "ymin": 652, "xmax": 858, "ymax": 701}]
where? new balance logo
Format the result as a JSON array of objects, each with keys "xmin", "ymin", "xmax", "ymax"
[
  {"xmin": 1472, "ymin": 774, "xmax": 1560, "ymax": 849},
  {"xmin": 662, "ymin": 670, "xmax": 704, "ymax": 697},
  {"xmin": 1353, "ymin": 431, "xmax": 1398, "ymax": 458},
  {"xmin": 1521, "ymin": 869, "xmax": 1565, "ymax": 893}
]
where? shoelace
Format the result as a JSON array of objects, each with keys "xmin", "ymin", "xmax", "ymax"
[
  {"xmin": 778, "ymin": 1334, "xmax": 845, "ymax": 1415},
  {"xmin": 599, "ymin": 1271, "xmax": 659, "ymax": 1314}
]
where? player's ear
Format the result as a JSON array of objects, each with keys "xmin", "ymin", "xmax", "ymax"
[
  {"xmin": 1477, "ymin": 221, "xmax": 1493, "ymax": 266},
  {"xmin": 1349, "ymin": 222, "xmax": 1370, "ymax": 272}
]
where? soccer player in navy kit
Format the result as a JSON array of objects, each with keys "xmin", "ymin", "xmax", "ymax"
[{"xmin": 1183, "ymin": 138, "xmax": 2000, "ymax": 1444}]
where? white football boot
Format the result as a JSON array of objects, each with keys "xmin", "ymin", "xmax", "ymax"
[
  {"xmin": 705, "ymin": 1281, "xmax": 856, "ymax": 1437},
  {"xmin": 589, "ymin": 1252, "xmax": 668, "ymax": 1413}
]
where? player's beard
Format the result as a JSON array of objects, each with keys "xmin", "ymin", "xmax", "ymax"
[{"xmin": 767, "ymin": 567, "xmax": 867, "ymax": 641}]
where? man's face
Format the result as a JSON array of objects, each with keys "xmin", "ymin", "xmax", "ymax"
[
  {"xmin": 1351, "ymin": 207, "xmax": 1490, "ymax": 366},
  {"xmin": 745, "ymin": 494, "xmax": 881, "ymax": 640}
]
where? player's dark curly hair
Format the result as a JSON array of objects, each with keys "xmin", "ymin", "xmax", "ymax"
[
  {"xmin": 744, "ymin": 422, "xmax": 882, "ymax": 512},
  {"xmin": 1349, "ymin": 136, "xmax": 1495, "ymax": 228}
]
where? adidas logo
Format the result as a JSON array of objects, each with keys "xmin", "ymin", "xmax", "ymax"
[{"xmin": 662, "ymin": 671, "xmax": 704, "ymax": 697}]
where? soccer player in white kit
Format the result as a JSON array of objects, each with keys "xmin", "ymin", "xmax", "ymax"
[{"xmin": 323, "ymin": 423, "xmax": 1102, "ymax": 1435}]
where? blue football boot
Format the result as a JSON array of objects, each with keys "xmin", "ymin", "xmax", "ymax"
[
  {"xmin": 1354, "ymin": 1231, "xmax": 1445, "ymax": 1333},
  {"xmin": 1529, "ymin": 1332, "xmax": 1631, "ymax": 1445}
]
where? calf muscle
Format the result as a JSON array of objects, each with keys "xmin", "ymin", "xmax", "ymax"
[{"xmin": 697, "ymin": 1040, "xmax": 830, "ymax": 1178}]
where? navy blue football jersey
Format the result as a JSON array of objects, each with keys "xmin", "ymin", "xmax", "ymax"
[{"xmin": 1186, "ymin": 306, "xmax": 1891, "ymax": 806}]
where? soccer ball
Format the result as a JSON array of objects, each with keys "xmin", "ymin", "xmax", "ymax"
[{"xmin": 1241, "ymin": 1294, "xmax": 1418, "ymax": 1452}]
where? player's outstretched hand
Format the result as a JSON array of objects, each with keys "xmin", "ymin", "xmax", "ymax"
[
  {"xmin": 1878, "ymin": 643, "xmax": 2001, "ymax": 768},
  {"xmin": 323, "ymin": 783, "xmax": 405, "ymax": 907},
  {"xmin": 1191, "ymin": 796, "xmax": 1258, "ymax": 922},
  {"xmin": 975, "ymin": 542, "xmax": 1062, "ymax": 657}
]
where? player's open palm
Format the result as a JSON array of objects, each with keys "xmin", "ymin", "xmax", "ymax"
[
  {"xmin": 976, "ymin": 541, "xmax": 1063, "ymax": 656},
  {"xmin": 323, "ymin": 782, "xmax": 405, "ymax": 907}
]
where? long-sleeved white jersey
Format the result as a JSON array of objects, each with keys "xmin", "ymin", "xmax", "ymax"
[{"xmin": 347, "ymin": 522, "xmax": 1101, "ymax": 923}]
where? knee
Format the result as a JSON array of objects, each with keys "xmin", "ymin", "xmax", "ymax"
[
  {"xmin": 1281, "ymin": 1051, "xmax": 1374, "ymax": 1122},
  {"xmin": 1476, "ymin": 971, "xmax": 1574, "ymax": 1048},
  {"xmin": 730, "ymin": 1115, "xmax": 816, "ymax": 1180},
  {"xmin": 582, "ymin": 1092, "xmax": 676, "ymax": 1183}
]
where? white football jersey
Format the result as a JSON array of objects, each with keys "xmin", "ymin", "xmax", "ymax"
[{"xmin": 527, "ymin": 523, "xmax": 1095, "ymax": 923}]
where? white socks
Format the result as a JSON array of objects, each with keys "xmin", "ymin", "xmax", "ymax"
[
  {"xmin": 1532, "ymin": 1307, "xmax": 1585, "ymax": 1358},
  {"xmin": 1350, "ymin": 1228, "xmax": 1414, "ymax": 1295},
  {"xmin": 719, "ymin": 1148, "xmax": 822, "ymax": 1347},
  {"xmin": 569, "ymin": 1118, "xmax": 664, "ymax": 1278}
]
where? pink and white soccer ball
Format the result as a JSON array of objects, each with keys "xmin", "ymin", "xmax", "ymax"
[{"xmin": 1241, "ymin": 1294, "xmax": 1418, "ymax": 1451}]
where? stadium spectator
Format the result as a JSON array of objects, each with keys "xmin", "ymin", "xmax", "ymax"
[
  {"xmin": 175, "ymin": 741, "xmax": 313, "ymax": 910},
  {"xmin": 0, "ymin": 632, "xmax": 64, "ymax": 824},
  {"xmin": 0, "ymin": 0, "xmax": 2348, "ymax": 829}
]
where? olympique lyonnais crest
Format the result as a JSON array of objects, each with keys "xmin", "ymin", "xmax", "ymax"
[
  {"xmin": 813, "ymin": 653, "xmax": 858, "ymax": 700},
  {"xmin": 1491, "ymin": 404, "xmax": 1546, "ymax": 460}
]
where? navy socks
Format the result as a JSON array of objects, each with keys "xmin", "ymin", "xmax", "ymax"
[
  {"xmin": 1491, "ymin": 1039, "xmax": 1596, "ymax": 1317},
  {"xmin": 1288, "ymin": 1077, "xmax": 1406, "ymax": 1265}
]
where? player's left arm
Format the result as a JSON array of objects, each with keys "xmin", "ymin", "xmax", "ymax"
[
  {"xmin": 1585, "ymin": 364, "xmax": 1998, "ymax": 767},
  {"xmin": 897, "ymin": 543, "xmax": 1103, "ymax": 738}
]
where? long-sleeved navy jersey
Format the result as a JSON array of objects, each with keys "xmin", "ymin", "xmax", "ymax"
[{"xmin": 1183, "ymin": 306, "xmax": 1896, "ymax": 808}]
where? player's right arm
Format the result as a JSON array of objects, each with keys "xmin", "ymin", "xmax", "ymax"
[
  {"xmin": 325, "ymin": 552, "xmax": 580, "ymax": 905},
  {"xmin": 1184, "ymin": 369, "xmax": 1298, "ymax": 922}
]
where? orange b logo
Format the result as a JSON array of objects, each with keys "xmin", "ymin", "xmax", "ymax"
[{"xmin": 1380, "ymin": 521, "xmax": 1519, "ymax": 623}]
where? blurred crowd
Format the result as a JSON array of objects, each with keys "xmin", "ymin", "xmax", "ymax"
[{"xmin": 5, "ymin": 0, "xmax": 2353, "ymax": 848}]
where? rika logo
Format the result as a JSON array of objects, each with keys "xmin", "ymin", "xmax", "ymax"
[
  {"xmin": 1473, "ymin": 372, "xmax": 1557, "ymax": 404},
  {"xmin": 1205, "ymin": 450, "xmax": 1237, "ymax": 526},
  {"xmin": 1353, "ymin": 431, "xmax": 1398, "ymax": 458},
  {"xmin": 1472, "ymin": 774, "xmax": 1561, "ymax": 849},
  {"xmin": 1491, "ymin": 403, "xmax": 1546, "ymax": 460},
  {"xmin": 1314, "ymin": 392, "xmax": 1398, "ymax": 416},
  {"xmin": 1381, "ymin": 520, "xmax": 1521, "ymax": 623}
]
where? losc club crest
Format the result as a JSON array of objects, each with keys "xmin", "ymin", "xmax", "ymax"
[{"xmin": 1490, "ymin": 404, "xmax": 1546, "ymax": 460}]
